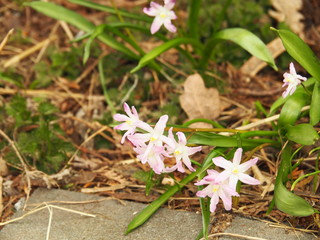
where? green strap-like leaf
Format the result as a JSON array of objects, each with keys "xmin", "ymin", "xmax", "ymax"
[
  {"xmin": 130, "ymin": 37, "xmax": 203, "ymax": 73},
  {"xmin": 272, "ymin": 28, "xmax": 320, "ymax": 81},
  {"xmin": 25, "ymin": 1, "xmax": 138, "ymax": 60},
  {"xmin": 68, "ymin": 0, "xmax": 152, "ymax": 22},
  {"xmin": 200, "ymin": 28, "xmax": 277, "ymax": 70},
  {"xmin": 310, "ymin": 81, "xmax": 320, "ymax": 125},
  {"xmin": 188, "ymin": 132, "xmax": 279, "ymax": 148}
]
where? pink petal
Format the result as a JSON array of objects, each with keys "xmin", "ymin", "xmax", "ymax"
[
  {"xmin": 154, "ymin": 115, "xmax": 168, "ymax": 134},
  {"xmin": 150, "ymin": 1, "xmax": 162, "ymax": 10},
  {"xmin": 123, "ymin": 102, "xmax": 131, "ymax": 116},
  {"xmin": 177, "ymin": 132, "xmax": 187, "ymax": 145},
  {"xmin": 214, "ymin": 170, "xmax": 231, "ymax": 183},
  {"xmin": 228, "ymin": 174, "xmax": 239, "ymax": 190},
  {"xmin": 187, "ymin": 146, "xmax": 202, "ymax": 155},
  {"xmin": 289, "ymin": 62, "xmax": 296, "ymax": 75},
  {"xmin": 238, "ymin": 157, "xmax": 258, "ymax": 172},
  {"xmin": 113, "ymin": 113, "xmax": 129, "ymax": 122},
  {"xmin": 209, "ymin": 194, "xmax": 219, "ymax": 212},
  {"xmin": 143, "ymin": 6, "xmax": 158, "ymax": 16},
  {"xmin": 163, "ymin": 19, "xmax": 176, "ymax": 33},
  {"xmin": 213, "ymin": 156, "xmax": 233, "ymax": 170},
  {"xmin": 297, "ymin": 74, "xmax": 307, "ymax": 81},
  {"xmin": 164, "ymin": 0, "xmax": 176, "ymax": 10},
  {"xmin": 219, "ymin": 190, "xmax": 232, "ymax": 211},
  {"xmin": 176, "ymin": 161, "xmax": 185, "ymax": 173},
  {"xmin": 150, "ymin": 17, "xmax": 163, "ymax": 34},
  {"xmin": 233, "ymin": 148, "xmax": 243, "ymax": 165},
  {"xmin": 182, "ymin": 156, "xmax": 195, "ymax": 172},
  {"xmin": 238, "ymin": 173, "xmax": 260, "ymax": 185}
]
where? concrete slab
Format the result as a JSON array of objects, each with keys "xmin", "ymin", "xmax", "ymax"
[
  {"xmin": 0, "ymin": 188, "xmax": 317, "ymax": 240},
  {"xmin": 220, "ymin": 216, "xmax": 316, "ymax": 240},
  {"xmin": 0, "ymin": 188, "xmax": 202, "ymax": 240}
]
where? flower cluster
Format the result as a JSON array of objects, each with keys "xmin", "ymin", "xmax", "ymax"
[
  {"xmin": 114, "ymin": 103, "xmax": 202, "ymax": 174},
  {"xmin": 195, "ymin": 148, "xmax": 260, "ymax": 212},
  {"xmin": 114, "ymin": 104, "xmax": 260, "ymax": 213}
]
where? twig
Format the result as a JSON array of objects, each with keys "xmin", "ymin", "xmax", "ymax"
[
  {"xmin": 200, "ymin": 232, "xmax": 268, "ymax": 240},
  {"xmin": 3, "ymin": 35, "xmax": 57, "ymax": 68},
  {"xmin": 63, "ymin": 125, "xmax": 111, "ymax": 169},
  {"xmin": 0, "ymin": 176, "xmax": 3, "ymax": 216},
  {"xmin": 45, "ymin": 203, "xmax": 53, "ymax": 240},
  {"xmin": 0, "ymin": 28, "xmax": 14, "ymax": 53},
  {"xmin": 0, "ymin": 203, "xmax": 96, "ymax": 226},
  {"xmin": 0, "ymin": 129, "xmax": 31, "ymax": 209}
]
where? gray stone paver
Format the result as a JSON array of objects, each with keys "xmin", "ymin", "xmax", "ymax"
[{"xmin": 0, "ymin": 188, "xmax": 317, "ymax": 240}]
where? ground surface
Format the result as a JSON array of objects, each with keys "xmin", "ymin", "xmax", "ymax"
[{"xmin": 0, "ymin": 0, "xmax": 320, "ymax": 238}]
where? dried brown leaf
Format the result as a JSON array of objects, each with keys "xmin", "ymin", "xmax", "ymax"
[
  {"xmin": 179, "ymin": 74, "xmax": 220, "ymax": 123},
  {"xmin": 269, "ymin": 0, "xmax": 305, "ymax": 39}
]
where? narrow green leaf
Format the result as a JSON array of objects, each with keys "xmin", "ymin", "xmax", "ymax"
[
  {"xmin": 26, "ymin": 1, "xmax": 138, "ymax": 59},
  {"xmin": 310, "ymin": 81, "xmax": 320, "ymax": 125},
  {"xmin": 201, "ymin": 28, "xmax": 277, "ymax": 70},
  {"xmin": 286, "ymin": 124, "xmax": 319, "ymax": 145},
  {"xmin": 272, "ymin": 28, "xmax": 320, "ymax": 81},
  {"xmin": 126, "ymin": 149, "xmax": 223, "ymax": 234},
  {"xmin": 187, "ymin": 0, "xmax": 202, "ymax": 40},
  {"xmin": 188, "ymin": 132, "xmax": 278, "ymax": 148},
  {"xmin": 278, "ymin": 92, "xmax": 309, "ymax": 127},
  {"xmin": 83, "ymin": 25, "xmax": 107, "ymax": 64},
  {"xmin": 68, "ymin": 0, "xmax": 152, "ymax": 22},
  {"xmin": 131, "ymin": 38, "xmax": 203, "ymax": 73}
]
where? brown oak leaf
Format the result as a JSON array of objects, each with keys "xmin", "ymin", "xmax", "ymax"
[{"xmin": 179, "ymin": 74, "xmax": 220, "ymax": 127}]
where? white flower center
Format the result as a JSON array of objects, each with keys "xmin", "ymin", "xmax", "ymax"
[
  {"xmin": 232, "ymin": 168, "xmax": 239, "ymax": 174},
  {"xmin": 212, "ymin": 185, "xmax": 220, "ymax": 193}
]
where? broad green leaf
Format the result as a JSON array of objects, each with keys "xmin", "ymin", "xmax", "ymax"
[
  {"xmin": 68, "ymin": 0, "xmax": 152, "ymax": 22},
  {"xmin": 272, "ymin": 28, "xmax": 320, "ymax": 81},
  {"xmin": 274, "ymin": 182, "xmax": 315, "ymax": 216},
  {"xmin": 310, "ymin": 81, "xmax": 320, "ymax": 125},
  {"xmin": 131, "ymin": 38, "xmax": 203, "ymax": 73},
  {"xmin": 201, "ymin": 28, "xmax": 277, "ymax": 70},
  {"xmin": 278, "ymin": 92, "xmax": 309, "ymax": 127},
  {"xmin": 273, "ymin": 143, "xmax": 315, "ymax": 216},
  {"xmin": 26, "ymin": 2, "xmax": 138, "ymax": 59},
  {"xmin": 126, "ymin": 149, "xmax": 223, "ymax": 234},
  {"xmin": 286, "ymin": 124, "xmax": 319, "ymax": 145}
]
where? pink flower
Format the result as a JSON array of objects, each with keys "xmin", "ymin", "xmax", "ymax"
[
  {"xmin": 113, "ymin": 103, "xmax": 151, "ymax": 144},
  {"xmin": 282, "ymin": 62, "xmax": 307, "ymax": 98},
  {"xmin": 134, "ymin": 144, "xmax": 167, "ymax": 174},
  {"xmin": 213, "ymin": 148, "xmax": 260, "ymax": 190},
  {"xmin": 128, "ymin": 115, "xmax": 171, "ymax": 170},
  {"xmin": 165, "ymin": 128, "xmax": 202, "ymax": 173},
  {"xmin": 195, "ymin": 170, "xmax": 239, "ymax": 212},
  {"xmin": 143, "ymin": 0, "xmax": 177, "ymax": 34}
]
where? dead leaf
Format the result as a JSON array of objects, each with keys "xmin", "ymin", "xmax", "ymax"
[
  {"xmin": 269, "ymin": 0, "xmax": 305, "ymax": 40},
  {"xmin": 179, "ymin": 74, "xmax": 221, "ymax": 127}
]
